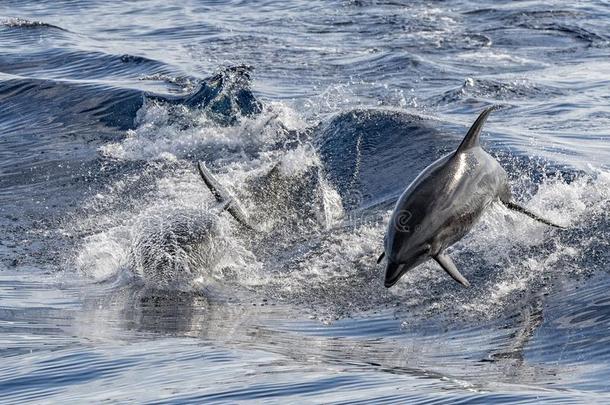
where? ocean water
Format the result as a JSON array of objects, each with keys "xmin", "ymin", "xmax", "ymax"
[{"xmin": 0, "ymin": 0, "xmax": 609, "ymax": 403}]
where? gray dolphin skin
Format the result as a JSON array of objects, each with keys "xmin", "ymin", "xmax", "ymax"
[{"xmin": 379, "ymin": 106, "xmax": 564, "ymax": 288}]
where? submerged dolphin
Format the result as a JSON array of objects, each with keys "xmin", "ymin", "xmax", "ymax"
[
  {"xmin": 379, "ymin": 106, "xmax": 564, "ymax": 288},
  {"xmin": 130, "ymin": 162, "xmax": 253, "ymax": 290}
]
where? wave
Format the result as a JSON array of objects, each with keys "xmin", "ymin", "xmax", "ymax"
[
  {"xmin": 0, "ymin": 17, "xmax": 67, "ymax": 31},
  {"xmin": 429, "ymin": 77, "xmax": 564, "ymax": 106}
]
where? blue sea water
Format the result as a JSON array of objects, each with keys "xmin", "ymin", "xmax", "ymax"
[{"xmin": 0, "ymin": 0, "xmax": 609, "ymax": 403}]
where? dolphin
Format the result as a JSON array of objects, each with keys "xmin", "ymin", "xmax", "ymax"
[
  {"xmin": 129, "ymin": 162, "xmax": 254, "ymax": 290},
  {"xmin": 379, "ymin": 106, "xmax": 564, "ymax": 288}
]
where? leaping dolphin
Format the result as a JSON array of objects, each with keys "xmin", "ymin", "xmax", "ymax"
[{"xmin": 379, "ymin": 106, "xmax": 564, "ymax": 288}]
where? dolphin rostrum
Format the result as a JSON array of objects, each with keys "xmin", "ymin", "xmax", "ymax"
[{"xmin": 379, "ymin": 106, "xmax": 564, "ymax": 288}]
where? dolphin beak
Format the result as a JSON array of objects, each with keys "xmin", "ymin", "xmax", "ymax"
[{"xmin": 384, "ymin": 261, "xmax": 406, "ymax": 288}]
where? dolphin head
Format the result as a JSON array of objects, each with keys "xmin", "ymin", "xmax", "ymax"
[{"xmin": 384, "ymin": 243, "xmax": 431, "ymax": 287}]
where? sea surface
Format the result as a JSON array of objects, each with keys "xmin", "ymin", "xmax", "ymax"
[{"xmin": 1, "ymin": 0, "xmax": 609, "ymax": 403}]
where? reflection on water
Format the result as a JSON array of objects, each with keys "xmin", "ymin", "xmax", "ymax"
[{"xmin": 2, "ymin": 270, "xmax": 606, "ymax": 402}]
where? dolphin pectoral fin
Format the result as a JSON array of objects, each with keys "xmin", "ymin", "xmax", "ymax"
[
  {"xmin": 198, "ymin": 162, "xmax": 254, "ymax": 230},
  {"xmin": 504, "ymin": 201, "xmax": 566, "ymax": 229},
  {"xmin": 434, "ymin": 253, "xmax": 471, "ymax": 287},
  {"xmin": 377, "ymin": 251, "xmax": 385, "ymax": 264}
]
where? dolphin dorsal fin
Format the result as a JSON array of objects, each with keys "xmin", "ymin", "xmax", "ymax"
[{"xmin": 455, "ymin": 106, "xmax": 499, "ymax": 154}]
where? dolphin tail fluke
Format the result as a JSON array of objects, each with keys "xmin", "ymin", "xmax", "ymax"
[
  {"xmin": 197, "ymin": 162, "xmax": 253, "ymax": 230},
  {"xmin": 456, "ymin": 105, "xmax": 501, "ymax": 154},
  {"xmin": 434, "ymin": 253, "xmax": 470, "ymax": 287},
  {"xmin": 384, "ymin": 261, "xmax": 406, "ymax": 288},
  {"xmin": 504, "ymin": 201, "xmax": 566, "ymax": 229},
  {"xmin": 377, "ymin": 251, "xmax": 385, "ymax": 264}
]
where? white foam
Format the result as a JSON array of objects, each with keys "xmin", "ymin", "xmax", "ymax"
[
  {"xmin": 277, "ymin": 144, "xmax": 321, "ymax": 176},
  {"xmin": 74, "ymin": 228, "xmax": 131, "ymax": 282},
  {"xmin": 101, "ymin": 100, "xmax": 305, "ymax": 161},
  {"xmin": 73, "ymin": 98, "xmax": 342, "ymax": 291},
  {"xmin": 455, "ymin": 169, "xmax": 609, "ymax": 316},
  {"xmin": 71, "ymin": 163, "xmax": 608, "ymax": 308},
  {"xmin": 456, "ymin": 49, "xmax": 547, "ymax": 67}
]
